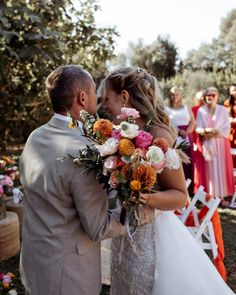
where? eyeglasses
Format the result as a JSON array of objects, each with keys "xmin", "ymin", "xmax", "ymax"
[{"xmin": 205, "ymin": 94, "xmax": 216, "ymax": 98}]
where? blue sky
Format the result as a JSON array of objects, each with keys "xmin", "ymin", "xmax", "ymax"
[{"xmin": 95, "ymin": 0, "xmax": 236, "ymax": 58}]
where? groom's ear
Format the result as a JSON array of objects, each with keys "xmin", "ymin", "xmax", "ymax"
[
  {"xmin": 77, "ymin": 91, "xmax": 87, "ymax": 107},
  {"xmin": 121, "ymin": 90, "xmax": 129, "ymax": 106}
]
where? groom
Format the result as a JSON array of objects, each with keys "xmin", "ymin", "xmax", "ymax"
[{"xmin": 19, "ymin": 65, "xmax": 124, "ymax": 295}]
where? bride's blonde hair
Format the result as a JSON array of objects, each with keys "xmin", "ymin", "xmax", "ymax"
[{"xmin": 100, "ymin": 67, "xmax": 189, "ymax": 163}]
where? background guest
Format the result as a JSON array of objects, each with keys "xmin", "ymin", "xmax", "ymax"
[
  {"xmin": 192, "ymin": 90, "xmax": 206, "ymax": 118},
  {"xmin": 166, "ymin": 86, "xmax": 195, "ymax": 196},
  {"xmin": 196, "ymin": 87, "xmax": 234, "ymax": 207},
  {"xmin": 192, "ymin": 90, "xmax": 207, "ymax": 193}
]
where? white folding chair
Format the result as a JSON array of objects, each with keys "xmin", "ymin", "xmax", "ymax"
[
  {"xmin": 185, "ymin": 178, "xmax": 192, "ymax": 190},
  {"xmin": 180, "ymin": 186, "xmax": 221, "ymax": 259},
  {"xmin": 180, "ymin": 186, "xmax": 202, "ymax": 226}
]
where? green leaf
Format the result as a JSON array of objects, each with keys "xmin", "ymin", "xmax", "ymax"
[
  {"xmin": 117, "ymin": 174, "xmax": 127, "ymax": 184},
  {"xmin": 175, "ymin": 140, "xmax": 190, "ymax": 151}
]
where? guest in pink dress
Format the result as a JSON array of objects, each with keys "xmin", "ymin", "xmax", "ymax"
[
  {"xmin": 196, "ymin": 87, "xmax": 234, "ymax": 207},
  {"xmin": 166, "ymin": 86, "xmax": 196, "ymax": 196},
  {"xmin": 192, "ymin": 90, "xmax": 207, "ymax": 193}
]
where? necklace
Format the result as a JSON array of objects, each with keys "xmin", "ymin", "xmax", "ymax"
[{"xmin": 207, "ymin": 107, "xmax": 215, "ymax": 117}]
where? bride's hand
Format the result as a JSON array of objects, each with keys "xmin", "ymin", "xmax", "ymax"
[
  {"xmin": 139, "ymin": 192, "xmax": 151, "ymax": 206},
  {"xmin": 138, "ymin": 192, "xmax": 155, "ymax": 225}
]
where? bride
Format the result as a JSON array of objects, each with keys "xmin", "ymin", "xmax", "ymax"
[{"xmin": 100, "ymin": 66, "xmax": 235, "ymax": 295}]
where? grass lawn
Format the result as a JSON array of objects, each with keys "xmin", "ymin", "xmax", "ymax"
[
  {"xmin": 0, "ymin": 208, "xmax": 236, "ymax": 294},
  {"xmin": 219, "ymin": 207, "xmax": 236, "ymax": 291}
]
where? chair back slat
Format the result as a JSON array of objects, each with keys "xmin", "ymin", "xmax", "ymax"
[{"xmin": 178, "ymin": 185, "xmax": 221, "ymax": 259}]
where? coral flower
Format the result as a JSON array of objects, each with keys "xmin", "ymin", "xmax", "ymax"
[
  {"xmin": 114, "ymin": 156, "xmax": 125, "ymax": 168},
  {"xmin": 153, "ymin": 137, "xmax": 169, "ymax": 153},
  {"xmin": 109, "ymin": 170, "xmax": 120, "ymax": 188},
  {"xmin": 93, "ymin": 119, "xmax": 113, "ymax": 139},
  {"xmin": 130, "ymin": 180, "xmax": 142, "ymax": 191},
  {"xmin": 118, "ymin": 138, "xmax": 135, "ymax": 157}
]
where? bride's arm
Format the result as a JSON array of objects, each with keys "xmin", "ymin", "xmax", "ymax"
[{"xmin": 141, "ymin": 128, "xmax": 188, "ymax": 211}]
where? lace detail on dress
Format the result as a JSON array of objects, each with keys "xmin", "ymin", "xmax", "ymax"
[{"xmin": 111, "ymin": 221, "xmax": 156, "ymax": 295}]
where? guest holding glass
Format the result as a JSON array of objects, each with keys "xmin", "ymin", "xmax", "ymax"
[
  {"xmin": 196, "ymin": 87, "xmax": 234, "ymax": 207},
  {"xmin": 166, "ymin": 86, "xmax": 195, "ymax": 196}
]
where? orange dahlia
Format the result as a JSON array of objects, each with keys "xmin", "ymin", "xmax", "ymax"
[
  {"xmin": 93, "ymin": 119, "xmax": 113, "ymax": 139},
  {"xmin": 130, "ymin": 180, "xmax": 142, "ymax": 191},
  {"xmin": 132, "ymin": 164, "xmax": 156, "ymax": 189},
  {"xmin": 118, "ymin": 138, "xmax": 135, "ymax": 157},
  {"xmin": 153, "ymin": 137, "xmax": 169, "ymax": 153}
]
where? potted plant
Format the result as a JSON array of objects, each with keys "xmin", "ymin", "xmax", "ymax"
[
  {"xmin": 0, "ymin": 157, "xmax": 20, "ymax": 261},
  {"xmin": 1, "ymin": 156, "xmax": 24, "ymax": 237}
]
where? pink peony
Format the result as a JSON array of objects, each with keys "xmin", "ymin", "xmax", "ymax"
[
  {"xmin": 111, "ymin": 129, "xmax": 122, "ymax": 140},
  {"xmin": 134, "ymin": 130, "xmax": 153, "ymax": 149},
  {"xmin": 117, "ymin": 107, "xmax": 140, "ymax": 120}
]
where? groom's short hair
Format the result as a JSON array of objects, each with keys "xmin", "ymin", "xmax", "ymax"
[{"xmin": 46, "ymin": 65, "xmax": 91, "ymax": 113}]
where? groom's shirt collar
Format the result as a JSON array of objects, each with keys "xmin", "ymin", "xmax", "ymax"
[{"xmin": 53, "ymin": 113, "xmax": 83, "ymax": 130}]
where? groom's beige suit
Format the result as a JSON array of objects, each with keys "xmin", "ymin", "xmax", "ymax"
[{"xmin": 19, "ymin": 116, "xmax": 124, "ymax": 295}]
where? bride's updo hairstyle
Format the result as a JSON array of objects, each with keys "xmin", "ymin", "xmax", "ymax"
[{"xmin": 103, "ymin": 67, "xmax": 175, "ymax": 139}]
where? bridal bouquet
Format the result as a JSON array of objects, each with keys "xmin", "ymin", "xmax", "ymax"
[{"xmin": 71, "ymin": 107, "xmax": 181, "ymax": 232}]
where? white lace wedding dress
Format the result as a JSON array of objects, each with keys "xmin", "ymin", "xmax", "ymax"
[{"xmin": 107, "ymin": 210, "xmax": 235, "ymax": 295}]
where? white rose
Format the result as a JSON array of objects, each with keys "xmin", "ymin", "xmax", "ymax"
[
  {"xmin": 120, "ymin": 122, "xmax": 139, "ymax": 139},
  {"xmin": 146, "ymin": 146, "xmax": 165, "ymax": 173},
  {"xmin": 98, "ymin": 138, "xmax": 118, "ymax": 157},
  {"xmin": 165, "ymin": 148, "xmax": 180, "ymax": 169}
]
